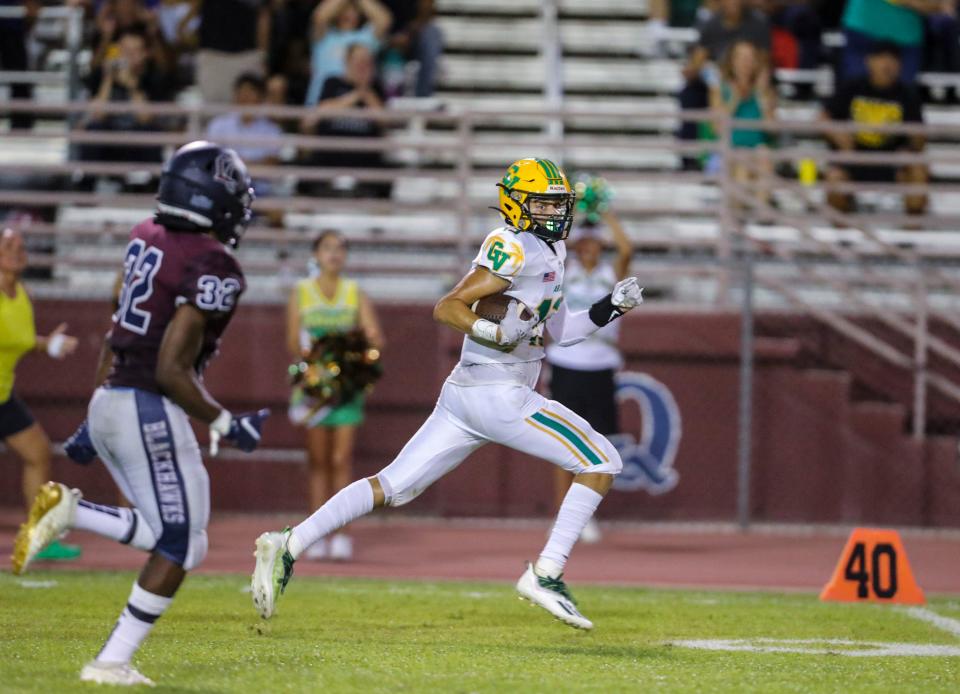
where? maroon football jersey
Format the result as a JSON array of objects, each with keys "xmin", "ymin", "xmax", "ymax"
[{"xmin": 107, "ymin": 219, "xmax": 246, "ymax": 393}]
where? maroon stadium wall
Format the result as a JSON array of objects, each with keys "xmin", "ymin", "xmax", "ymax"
[{"xmin": 4, "ymin": 299, "xmax": 960, "ymax": 527}]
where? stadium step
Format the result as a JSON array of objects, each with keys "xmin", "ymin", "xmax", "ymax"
[
  {"xmin": 754, "ymin": 362, "xmax": 929, "ymax": 524},
  {"xmin": 848, "ymin": 401, "xmax": 909, "ymax": 443}
]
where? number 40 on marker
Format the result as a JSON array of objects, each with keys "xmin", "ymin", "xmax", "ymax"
[{"xmin": 820, "ymin": 528, "xmax": 925, "ymax": 605}]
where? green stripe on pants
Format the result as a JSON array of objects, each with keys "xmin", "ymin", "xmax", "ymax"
[{"xmin": 530, "ymin": 412, "xmax": 603, "ymax": 466}]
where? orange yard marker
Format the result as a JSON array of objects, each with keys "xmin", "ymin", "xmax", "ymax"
[{"xmin": 820, "ymin": 528, "xmax": 925, "ymax": 605}]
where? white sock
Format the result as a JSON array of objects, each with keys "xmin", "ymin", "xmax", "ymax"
[
  {"xmin": 74, "ymin": 501, "xmax": 155, "ymax": 551},
  {"xmin": 288, "ymin": 479, "xmax": 374, "ymax": 560},
  {"xmin": 97, "ymin": 583, "xmax": 173, "ymax": 664},
  {"xmin": 537, "ymin": 483, "xmax": 604, "ymax": 576}
]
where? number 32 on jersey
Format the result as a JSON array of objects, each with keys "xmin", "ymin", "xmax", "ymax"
[
  {"xmin": 196, "ymin": 275, "xmax": 241, "ymax": 312},
  {"xmin": 116, "ymin": 239, "xmax": 164, "ymax": 335},
  {"xmin": 115, "ymin": 239, "xmax": 241, "ymax": 336}
]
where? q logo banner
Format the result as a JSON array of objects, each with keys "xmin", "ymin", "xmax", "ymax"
[{"xmin": 609, "ymin": 372, "xmax": 681, "ymax": 495}]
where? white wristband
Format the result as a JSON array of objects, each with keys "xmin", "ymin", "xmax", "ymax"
[
  {"xmin": 471, "ymin": 318, "xmax": 500, "ymax": 344},
  {"xmin": 46, "ymin": 333, "xmax": 66, "ymax": 358},
  {"xmin": 210, "ymin": 409, "xmax": 232, "ymax": 436}
]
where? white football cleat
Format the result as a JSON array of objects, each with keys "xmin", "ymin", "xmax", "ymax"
[
  {"xmin": 251, "ymin": 528, "xmax": 295, "ymax": 620},
  {"xmin": 516, "ymin": 562, "xmax": 593, "ymax": 630},
  {"xmin": 328, "ymin": 533, "xmax": 353, "ymax": 561},
  {"xmin": 80, "ymin": 661, "xmax": 155, "ymax": 687},
  {"xmin": 12, "ymin": 481, "xmax": 80, "ymax": 575}
]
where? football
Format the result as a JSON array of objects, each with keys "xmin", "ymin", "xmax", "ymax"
[{"xmin": 472, "ymin": 292, "xmax": 534, "ymax": 323}]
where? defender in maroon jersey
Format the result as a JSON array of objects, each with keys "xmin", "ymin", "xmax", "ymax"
[
  {"xmin": 12, "ymin": 141, "xmax": 270, "ymax": 686},
  {"xmin": 107, "ymin": 218, "xmax": 246, "ymax": 393}
]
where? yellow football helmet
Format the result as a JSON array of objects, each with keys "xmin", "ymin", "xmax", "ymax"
[{"xmin": 496, "ymin": 157, "xmax": 576, "ymax": 242}]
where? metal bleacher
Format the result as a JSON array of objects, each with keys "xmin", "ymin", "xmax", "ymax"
[
  {"xmin": 5, "ymin": 0, "xmax": 960, "ymax": 426},
  {"xmin": 3, "ymin": 0, "xmax": 960, "ymax": 312}
]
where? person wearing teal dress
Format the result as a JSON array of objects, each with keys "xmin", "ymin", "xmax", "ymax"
[{"xmin": 709, "ymin": 39, "xmax": 777, "ymax": 208}]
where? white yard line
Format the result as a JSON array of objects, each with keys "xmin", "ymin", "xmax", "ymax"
[
  {"xmin": 671, "ymin": 605, "xmax": 960, "ymax": 657},
  {"xmin": 670, "ymin": 638, "xmax": 960, "ymax": 657},
  {"xmin": 903, "ymin": 606, "xmax": 960, "ymax": 639},
  {"xmin": 16, "ymin": 579, "xmax": 58, "ymax": 589}
]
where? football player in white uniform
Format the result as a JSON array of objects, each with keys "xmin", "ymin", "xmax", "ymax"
[{"xmin": 251, "ymin": 158, "xmax": 643, "ymax": 630}]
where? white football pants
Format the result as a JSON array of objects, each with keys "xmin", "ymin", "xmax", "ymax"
[
  {"xmin": 378, "ymin": 379, "xmax": 622, "ymax": 507},
  {"xmin": 87, "ymin": 386, "xmax": 210, "ymax": 570}
]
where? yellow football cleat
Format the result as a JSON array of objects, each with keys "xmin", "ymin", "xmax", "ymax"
[{"xmin": 12, "ymin": 481, "xmax": 80, "ymax": 575}]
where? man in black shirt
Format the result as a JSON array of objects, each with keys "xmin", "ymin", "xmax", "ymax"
[
  {"xmin": 190, "ymin": 0, "xmax": 271, "ymax": 103},
  {"xmin": 0, "ymin": 0, "xmax": 36, "ymax": 129},
  {"xmin": 300, "ymin": 43, "xmax": 391, "ymax": 197},
  {"xmin": 821, "ymin": 42, "xmax": 927, "ymax": 216},
  {"xmin": 81, "ymin": 27, "xmax": 174, "ymax": 165}
]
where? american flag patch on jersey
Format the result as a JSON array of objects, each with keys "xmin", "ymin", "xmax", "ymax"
[{"xmin": 542, "ymin": 271, "xmax": 556, "ymax": 282}]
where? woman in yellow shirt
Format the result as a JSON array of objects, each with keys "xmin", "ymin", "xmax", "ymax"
[
  {"xmin": 0, "ymin": 228, "xmax": 80, "ymax": 560},
  {"xmin": 287, "ymin": 230, "xmax": 383, "ymax": 560}
]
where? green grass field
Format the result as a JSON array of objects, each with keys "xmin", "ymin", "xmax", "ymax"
[{"xmin": 2, "ymin": 571, "xmax": 959, "ymax": 693}]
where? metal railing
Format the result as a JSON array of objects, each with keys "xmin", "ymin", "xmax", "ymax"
[
  {"xmin": 0, "ymin": 5, "xmax": 84, "ymax": 99},
  {"xmin": 3, "ymin": 99, "xmax": 960, "ymax": 439},
  {"xmin": 715, "ymin": 117, "xmax": 960, "ymax": 469},
  {"xmin": 4, "ymin": 96, "xmax": 960, "ymax": 531}
]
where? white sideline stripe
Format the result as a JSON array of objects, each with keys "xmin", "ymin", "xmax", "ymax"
[
  {"xmin": 903, "ymin": 607, "xmax": 960, "ymax": 639},
  {"xmin": 670, "ymin": 638, "xmax": 960, "ymax": 657}
]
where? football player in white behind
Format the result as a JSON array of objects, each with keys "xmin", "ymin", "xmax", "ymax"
[{"xmin": 251, "ymin": 158, "xmax": 643, "ymax": 630}]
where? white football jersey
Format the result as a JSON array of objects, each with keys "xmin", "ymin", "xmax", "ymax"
[
  {"xmin": 545, "ymin": 259, "xmax": 623, "ymax": 371},
  {"xmin": 458, "ymin": 226, "xmax": 565, "ymax": 366}
]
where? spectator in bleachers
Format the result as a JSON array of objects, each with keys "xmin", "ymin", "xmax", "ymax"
[
  {"xmin": 82, "ymin": 26, "xmax": 175, "ymax": 165},
  {"xmin": 822, "ymin": 42, "xmax": 928, "ymax": 216},
  {"xmin": 924, "ymin": 2, "xmax": 960, "ymax": 95},
  {"xmin": 266, "ymin": 72, "xmax": 290, "ymax": 105},
  {"xmin": 205, "ymin": 71, "xmax": 282, "ymax": 194},
  {"xmin": 0, "ymin": 0, "xmax": 37, "ymax": 130},
  {"xmin": 300, "ymin": 42, "xmax": 391, "ymax": 197},
  {"xmin": 154, "ymin": 0, "xmax": 201, "ymax": 86},
  {"xmin": 155, "ymin": 0, "xmax": 199, "ymax": 48},
  {"xmin": 91, "ymin": 0, "xmax": 172, "ymax": 77},
  {"xmin": 840, "ymin": 0, "xmax": 940, "ymax": 84},
  {"xmin": 648, "ymin": 0, "xmax": 714, "ymax": 56},
  {"xmin": 813, "ymin": 0, "xmax": 844, "ymax": 30},
  {"xmin": 709, "ymin": 39, "xmax": 777, "ymax": 206},
  {"xmin": 760, "ymin": 0, "xmax": 822, "ymax": 71},
  {"xmin": 188, "ymin": 0, "xmax": 271, "ymax": 103},
  {"xmin": 677, "ymin": 0, "xmax": 770, "ymax": 166},
  {"xmin": 207, "ymin": 70, "xmax": 286, "ymax": 225},
  {"xmin": 650, "ymin": 0, "xmax": 711, "ymax": 29},
  {"xmin": 305, "ymin": 0, "xmax": 392, "ymax": 106},
  {"xmin": 382, "ymin": 0, "xmax": 443, "ymax": 97},
  {"xmin": 260, "ymin": 72, "xmax": 305, "ymax": 136},
  {"xmin": 267, "ymin": 0, "xmax": 316, "ymax": 105}
]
